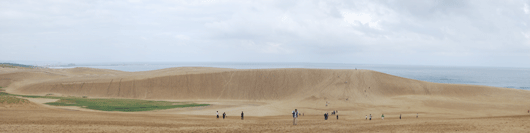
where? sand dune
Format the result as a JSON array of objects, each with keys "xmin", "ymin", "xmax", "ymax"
[
  {"xmin": 13, "ymin": 68, "xmax": 528, "ymax": 101},
  {"xmin": 1, "ymin": 67, "xmax": 528, "ymax": 116},
  {"xmin": 1, "ymin": 67, "xmax": 530, "ymax": 132}
]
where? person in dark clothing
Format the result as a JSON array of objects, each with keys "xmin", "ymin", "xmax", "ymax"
[
  {"xmin": 292, "ymin": 109, "xmax": 298, "ymax": 125},
  {"xmin": 241, "ymin": 111, "xmax": 244, "ymax": 120},
  {"xmin": 400, "ymin": 114, "xmax": 402, "ymax": 119},
  {"xmin": 217, "ymin": 111, "xmax": 219, "ymax": 119},
  {"xmin": 223, "ymin": 112, "xmax": 226, "ymax": 119},
  {"xmin": 369, "ymin": 114, "xmax": 372, "ymax": 120},
  {"xmin": 336, "ymin": 114, "xmax": 339, "ymax": 120}
]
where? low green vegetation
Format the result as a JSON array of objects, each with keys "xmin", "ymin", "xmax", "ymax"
[
  {"xmin": 0, "ymin": 92, "xmax": 209, "ymax": 112},
  {"xmin": 0, "ymin": 63, "xmax": 34, "ymax": 68},
  {"xmin": 47, "ymin": 98, "xmax": 209, "ymax": 112},
  {"xmin": 0, "ymin": 95, "xmax": 30, "ymax": 104},
  {"xmin": 0, "ymin": 92, "xmax": 60, "ymax": 99}
]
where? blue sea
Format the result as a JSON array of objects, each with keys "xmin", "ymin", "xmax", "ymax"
[{"xmin": 50, "ymin": 62, "xmax": 530, "ymax": 90}]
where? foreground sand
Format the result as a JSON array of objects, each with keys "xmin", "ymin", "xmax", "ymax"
[
  {"xmin": 1, "ymin": 67, "xmax": 530, "ymax": 132},
  {"xmin": 1, "ymin": 106, "xmax": 529, "ymax": 132}
]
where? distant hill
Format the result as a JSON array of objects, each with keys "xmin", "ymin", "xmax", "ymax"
[{"xmin": 0, "ymin": 63, "xmax": 34, "ymax": 68}]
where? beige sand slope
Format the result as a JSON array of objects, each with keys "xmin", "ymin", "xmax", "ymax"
[
  {"xmin": 2, "ymin": 67, "xmax": 530, "ymax": 132},
  {"xmin": 1, "ymin": 67, "xmax": 529, "ymax": 117}
]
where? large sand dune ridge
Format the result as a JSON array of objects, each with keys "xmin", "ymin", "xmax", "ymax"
[
  {"xmin": 10, "ymin": 68, "xmax": 528, "ymax": 101},
  {"xmin": 2, "ymin": 67, "xmax": 530, "ymax": 132},
  {"xmin": 1, "ymin": 67, "xmax": 529, "ymax": 117}
]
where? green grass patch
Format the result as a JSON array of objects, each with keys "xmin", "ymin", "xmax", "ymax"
[
  {"xmin": 0, "ymin": 92, "xmax": 209, "ymax": 112},
  {"xmin": 0, "ymin": 92, "xmax": 61, "ymax": 99},
  {"xmin": 0, "ymin": 95, "xmax": 30, "ymax": 104}
]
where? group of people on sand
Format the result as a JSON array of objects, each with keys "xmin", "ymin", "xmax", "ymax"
[
  {"xmin": 217, "ymin": 109, "xmax": 425, "ymax": 125},
  {"xmin": 331, "ymin": 110, "xmax": 338, "ymax": 115},
  {"xmin": 216, "ymin": 111, "xmax": 245, "ymax": 120},
  {"xmin": 324, "ymin": 110, "xmax": 339, "ymax": 120},
  {"xmin": 364, "ymin": 113, "xmax": 417, "ymax": 120},
  {"xmin": 216, "ymin": 111, "xmax": 227, "ymax": 119}
]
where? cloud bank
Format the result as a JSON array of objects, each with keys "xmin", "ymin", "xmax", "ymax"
[{"xmin": 1, "ymin": 0, "xmax": 529, "ymax": 67}]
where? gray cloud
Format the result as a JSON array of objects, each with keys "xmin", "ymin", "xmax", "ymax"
[{"xmin": 0, "ymin": 0, "xmax": 529, "ymax": 67}]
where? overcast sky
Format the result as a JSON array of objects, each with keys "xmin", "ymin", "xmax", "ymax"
[{"xmin": 1, "ymin": 0, "xmax": 530, "ymax": 67}]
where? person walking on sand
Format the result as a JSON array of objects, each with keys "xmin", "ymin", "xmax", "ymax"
[
  {"xmin": 241, "ymin": 111, "xmax": 244, "ymax": 120},
  {"xmin": 223, "ymin": 112, "xmax": 226, "ymax": 119},
  {"xmin": 292, "ymin": 109, "xmax": 299, "ymax": 125},
  {"xmin": 400, "ymin": 114, "xmax": 401, "ymax": 119},
  {"xmin": 369, "ymin": 114, "xmax": 372, "ymax": 120},
  {"xmin": 366, "ymin": 115, "xmax": 367, "ymax": 120},
  {"xmin": 381, "ymin": 114, "xmax": 384, "ymax": 120},
  {"xmin": 416, "ymin": 113, "xmax": 418, "ymax": 118},
  {"xmin": 217, "ymin": 111, "xmax": 219, "ymax": 119}
]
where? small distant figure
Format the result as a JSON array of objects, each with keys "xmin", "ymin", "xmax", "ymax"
[
  {"xmin": 399, "ymin": 114, "xmax": 401, "ymax": 119},
  {"xmin": 528, "ymin": 110, "xmax": 529, "ymax": 113},
  {"xmin": 336, "ymin": 114, "xmax": 339, "ymax": 120},
  {"xmin": 416, "ymin": 113, "xmax": 418, "ymax": 118},
  {"xmin": 217, "ymin": 111, "xmax": 219, "ymax": 119},
  {"xmin": 369, "ymin": 114, "xmax": 372, "ymax": 120},
  {"xmin": 223, "ymin": 112, "xmax": 226, "ymax": 119},
  {"xmin": 303, "ymin": 113, "xmax": 304, "ymax": 116},
  {"xmin": 326, "ymin": 102, "xmax": 328, "ymax": 107},
  {"xmin": 382, "ymin": 114, "xmax": 384, "ymax": 120},
  {"xmin": 324, "ymin": 113, "xmax": 328, "ymax": 120},
  {"xmin": 365, "ymin": 115, "xmax": 367, "ymax": 120},
  {"xmin": 292, "ymin": 109, "xmax": 299, "ymax": 125},
  {"xmin": 241, "ymin": 111, "xmax": 244, "ymax": 120}
]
